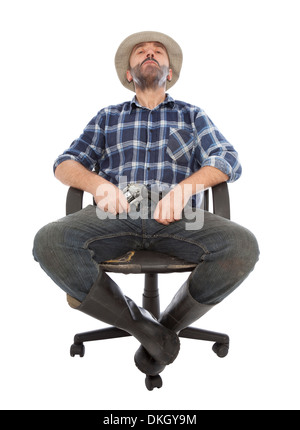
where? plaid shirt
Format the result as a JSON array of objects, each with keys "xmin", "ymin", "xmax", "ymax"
[{"xmin": 54, "ymin": 95, "xmax": 241, "ymax": 190}]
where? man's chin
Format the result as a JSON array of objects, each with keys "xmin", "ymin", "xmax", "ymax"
[
  {"xmin": 130, "ymin": 66, "xmax": 168, "ymax": 91},
  {"xmin": 141, "ymin": 66, "xmax": 160, "ymax": 77}
]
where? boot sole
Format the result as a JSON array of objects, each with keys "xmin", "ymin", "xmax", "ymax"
[
  {"xmin": 136, "ymin": 324, "xmax": 180, "ymax": 365},
  {"xmin": 134, "ymin": 347, "xmax": 167, "ymax": 375}
]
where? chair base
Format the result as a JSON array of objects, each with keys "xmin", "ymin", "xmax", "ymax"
[
  {"xmin": 70, "ymin": 327, "xmax": 130, "ymax": 358},
  {"xmin": 70, "ymin": 325, "xmax": 230, "ymax": 371}
]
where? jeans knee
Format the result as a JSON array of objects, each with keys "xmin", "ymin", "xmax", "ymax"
[
  {"xmin": 241, "ymin": 226, "xmax": 259, "ymax": 265},
  {"xmin": 33, "ymin": 223, "xmax": 58, "ymax": 264},
  {"xmin": 228, "ymin": 223, "xmax": 260, "ymax": 274},
  {"xmin": 247, "ymin": 229, "xmax": 260, "ymax": 267}
]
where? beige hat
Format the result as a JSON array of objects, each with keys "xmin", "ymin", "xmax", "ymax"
[{"xmin": 115, "ymin": 31, "xmax": 183, "ymax": 92}]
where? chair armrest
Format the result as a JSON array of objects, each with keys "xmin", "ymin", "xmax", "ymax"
[
  {"xmin": 66, "ymin": 187, "xmax": 84, "ymax": 215},
  {"xmin": 212, "ymin": 182, "xmax": 230, "ymax": 220}
]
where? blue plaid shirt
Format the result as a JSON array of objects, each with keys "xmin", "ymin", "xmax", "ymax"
[{"xmin": 54, "ymin": 95, "xmax": 241, "ymax": 190}]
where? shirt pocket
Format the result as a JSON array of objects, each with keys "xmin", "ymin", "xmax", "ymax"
[{"xmin": 166, "ymin": 128, "xmax": 195, "ymax": 165}]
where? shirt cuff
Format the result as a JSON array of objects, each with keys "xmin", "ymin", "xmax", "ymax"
[
  {"xmin": 201, "ymin": 156, "xmax": 241, "ymax": 183},
  {"xmin": 53, "ymin": 155, "xmax": 78, "ymax": 174}
]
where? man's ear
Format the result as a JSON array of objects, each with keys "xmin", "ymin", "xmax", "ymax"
[
  {"xmin": 167, "ymin": 69, "xmax": 173, "ymax": 82},
  {"xmin": 126, "ymin": 70, "xmax": 133, "ymax": 83}
]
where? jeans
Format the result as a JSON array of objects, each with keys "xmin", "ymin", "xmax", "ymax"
[{"xmin": 33, "ymin": 204, "xmax": 259, "ymax": 305}]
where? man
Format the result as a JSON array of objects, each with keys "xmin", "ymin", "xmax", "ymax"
[{"xmin": 33, "ymin": 31, "xmax": 259, "ymax": 375}]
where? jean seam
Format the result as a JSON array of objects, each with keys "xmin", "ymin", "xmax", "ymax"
[
  {"xmin": 84, "ymin": 232, "xmax": 142, "ymax": 249},
  {"xmin": 148, "ymin": 233, "xmax": 210, "ymax": 255}
]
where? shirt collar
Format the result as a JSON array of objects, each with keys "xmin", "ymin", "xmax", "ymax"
[{"xmin": 130, "ymin": 93, "xmax": 175, "ymax": 112}]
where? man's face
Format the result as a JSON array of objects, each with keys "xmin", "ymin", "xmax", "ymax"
[{"xmin": 126, "ymin": 42, "xmax": 172, "ymax": 91}]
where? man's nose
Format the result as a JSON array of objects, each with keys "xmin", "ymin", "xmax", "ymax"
[{"xmin": 146, "ymin": 49, "xmax": 155, "ymax": 58}]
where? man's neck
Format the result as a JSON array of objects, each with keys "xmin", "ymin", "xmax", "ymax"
[{"xmin": 134, "ymin": 87, "xmax": 167, "ymax": 110}]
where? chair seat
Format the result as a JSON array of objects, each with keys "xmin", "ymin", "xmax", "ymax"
[{"xmin": 100, "ymin": 250, "xmax": 197, "ymax": 274}]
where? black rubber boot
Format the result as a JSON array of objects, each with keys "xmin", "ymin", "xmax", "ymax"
[
  {"xmin": 73, "ymin": 270, "xmax": 180, "ymax": 366},
  {"xmin": 134, "ymin": 280, "xmax": 214, "ymax": 375}
]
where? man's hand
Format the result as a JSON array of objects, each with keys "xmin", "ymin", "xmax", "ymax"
[
  {"xmin": 153, "ymin": 185, "xmax": 192, "ymax": 225},
  {"xmin": 95, "ymin": 182, "xmax": 130, "ymax": 215},
  {"xmin": 153, "ymin": 166, "xmax": 229, "ymax": 225}
]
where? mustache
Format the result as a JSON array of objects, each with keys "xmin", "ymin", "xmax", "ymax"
[{"xmin": 141, "ymin": 57, "xmax": 160, "ymax": 67}]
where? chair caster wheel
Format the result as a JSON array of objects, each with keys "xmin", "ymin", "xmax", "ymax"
[
  {"xmin": 70, "ymin": 343, "xmax": 85, "ymax": 357},
  {"xmin": 145, "ymin": 374, "xmax": 163, "ymax": 391},
  {"xmin": 212, "ymin": 342, "xmax": 229, "ymax": 358}
]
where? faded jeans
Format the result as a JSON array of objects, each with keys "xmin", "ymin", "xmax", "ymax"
[{"xmin": 33, "ymin": 203, "xmax": 259, "ymax": 305}]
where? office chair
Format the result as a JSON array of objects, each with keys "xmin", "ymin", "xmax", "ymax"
[{"xmin": 66, "ymin": 183, "xmax": 230, "ymax": 390}]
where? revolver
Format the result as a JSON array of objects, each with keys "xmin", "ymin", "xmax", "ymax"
[{"xmin": 122, "ymin": 183, "xmax": 148, "ymax": 207}]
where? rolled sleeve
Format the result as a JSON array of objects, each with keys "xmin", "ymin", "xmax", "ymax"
[
  {"xmin": 195, "ymin": 111, "xmax": 242, "ymax": 183},
  {"xmin": 53, "ymin": 111, "xmax": 105, "ymax": 174},
  {"xmin": 201, "ymin": 154, "xmax": 242, "ymax": 182}
]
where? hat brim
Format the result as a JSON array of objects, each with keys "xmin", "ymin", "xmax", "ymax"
[{"xmin": 115, "ymin": 31, "xmax": 183, "ymax": 92}]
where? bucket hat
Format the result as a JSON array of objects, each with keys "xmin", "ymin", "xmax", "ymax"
[{"xmin": 115, "ymin": 31, "xmax": 183, "ymax": 92}]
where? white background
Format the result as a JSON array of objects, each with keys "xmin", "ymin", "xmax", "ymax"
[{"xmin": 1, "ymin": 0, "xmax": 299, "ymax": 410}]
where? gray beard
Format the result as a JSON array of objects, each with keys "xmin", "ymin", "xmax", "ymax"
[{"xmin": 130, "ymin": 64, "xmax": 169, "ymax": 91}]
